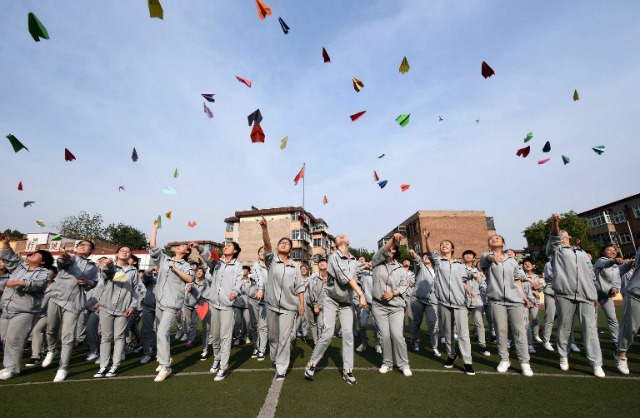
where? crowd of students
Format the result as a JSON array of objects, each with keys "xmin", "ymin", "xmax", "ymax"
[{"xmin": 0, "ymin": 213, "xmax": 638, "ymax": 384}]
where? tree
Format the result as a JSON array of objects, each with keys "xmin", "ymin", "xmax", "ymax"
[
  {"xmin": 348, "ymin": 247, "xmax": 375, "ymax": 261},
  {"xmin": 57, "ymin": 211, "xmax": 105, "ymax": 241},
  {"xmin": 104, "ymin": 223, "xmax": 149, "ymax": 250},
  {"xmin": 522, "ymin": 211, "xmax": 599, "ymax": 270},
  {"xmin": 2, "ymin": 229, "xmax": 23, "ymax": 238}
]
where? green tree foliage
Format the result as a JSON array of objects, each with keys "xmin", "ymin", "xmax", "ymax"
[
  {"xmin": 57, "ymin": 211, "xmax": 105, "ymax": 241},
  {"xmin": 103, "ymin": 223, "xmax": 149, "ymax": 250},
  {"xmin": 348, "ymin": 247, "xmax": 375, "ymax": 261},
  {"xmin": 2, "ymin": 229, "xmax": 24, "ymax": 238},
  {"xmin": 523, "ymin": 211, "xmax": 598, "ymax": 270}
]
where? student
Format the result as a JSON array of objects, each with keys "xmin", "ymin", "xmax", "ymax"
[
  {"xmin": 258, "ymin": 217, "xmax": 305, "ymax": 381},
  {"xmin": 139, "ymin": 267, "xmax": 158, "ymax": 364},
  {"xmin": 149, "ymin": 220, "xmax": 195, "ymax": 382},
  {"xmin": 306, "ymin": 258, "xmax": 329, "ymax": 346},
  {"xmin": 594, "ymin": 245, "xmax": 633, "ymax": 350},
  {"xmin": 402, "ymin": 259, "xmax": 415, "ymax": 337},
  {"xmin": 355, "ymin": 258, "xmax": 380, "ymax": 353},
  {"xmin": 305, "ymin": 235, "xmax": 367, "ymax": 384},
  {"xmin": 125, "ymin": 254, "xmax": 143, "ymax": 352},
  {"xmin": 249, "ymin": 247, "xmax": 269, "ymax": 361},
  {"xmin": 292, "ymin": 265, "xmax": 311, "ymax": 343},
  {"xmin": 370, "ymin": 233, "xmax": 412, "ymax": 377},
  {"xmin": 0, "ymin": 234, "xmax": 52, "ymax": 380},
  {"xmin": 43, "ymin": 239, "xmax": 98, "ymax": 382},
  {"xmin": 424, "ymin": 229, "xmax": 475, "ymax": 376},
  {"xmin": 547, "ymin": 214, "xmax": 604, "ymax": 377},
  {"xmin": 184, "ymin": 267, "xmax": 208, "ymax": 348},
  {"xmin": 233, "ymin": 266, "xmax": 252, "ymax": 346},
  {"xmin": 26, "ymin": 267, "xmax": 57, "ymax": 367},
  {"xmin": 481, "ymin": 235, "xmax": 533, "ymax": 377},
  {"xmin": 94, "ymin": 247, "xmax": 138, "ymax": 378},
  {"xmin": 199, "ymin": 241, "xmax": 243, "ymax": 381},
  {"xmin": 462, "ymin": 250, "xmax": 490, "ymax": 357},
  {"xmin": 521, "ymin": 258, "xmax": 541, "ymax": 353},
  {"xmin": 615, "ymin": 246, "xmax": 639, "ymax": 374},
  {"xmin": 84, "ymin": 261, "xmax": 105, "ymax": 363},
  {"xmin": 408, "ymin": 249, "xmax": 440, "ymax": 356}
]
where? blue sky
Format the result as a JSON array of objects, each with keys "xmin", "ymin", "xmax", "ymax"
[{"xmin": 1, "ymin": 0, "xmax": 638, "ymax": 251}]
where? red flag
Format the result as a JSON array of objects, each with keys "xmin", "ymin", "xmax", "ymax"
[
  {"xmin": 209, "ymin": 249, "xmax": 220, "ymax": 261},
  {"xmin": 350, "ymin": 111, "xmax": 366, "ymax": 122},
  {"xmin": 293, "ymin": 165, "xmax": 304, "ymax": 185},
  {"xmin": 322, "ymin": 195, "xmax": 328, "ymax": 205},
  {"xmin": 373, "ymin": 170, "xmax": 379, "ymax": 181},
  {"xmin": 401, "ymin": 184, "xmax": 410, "ymax": 192},
  {"xmin": 18, "ymin": 181, "xmax": 23, "ymax": 191}
]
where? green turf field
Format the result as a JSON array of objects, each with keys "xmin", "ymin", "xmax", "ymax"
[{"xmin": 1, "ymin": 305, "xmax": 638, "ymax": 417}]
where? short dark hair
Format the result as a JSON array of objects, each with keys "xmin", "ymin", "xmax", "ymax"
[
  {"xmin": 79, "ymin": 240, "xmax": 95, "ymax": 251},
  {"xmin": 599, "ymin": 245, "xmax": 616, "ymax": 257},
  {"xmin": 462, "ymin": 250, "xmax": 476, "ymax": 258},
  {"xmin": 242, "ymin": 265, "xmax": 251, "ymax": 271},
  {"xmin": 522, "ymin": 257, "xmax": 534, "ymax": 265},
  {"xmin": 37, "ymin": 250, "xmax": 54, "ymax": 269},
  {"xmin": 229, "ymin": 241, "xmax": 241, "ymax": 259}
]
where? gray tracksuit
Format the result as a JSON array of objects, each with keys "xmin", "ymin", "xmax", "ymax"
[
  {"xmin": 410, "ymin": 255, "xmax": 439, "ymax": 348},
  {"xmin": 248, "ymin": 264, "xmax": 268, "ymax": 354},
  {"xmin": 305, "ymin": 272, "xmax": 327, "ymax": 343},
  {"xmin": 480, "ymin": 252, "xmax": 529, "ymax": 365},
  {"xmin": 310, "ymin": 251, "xmax": 359, "ymax": 371},
  {"xmin": 98, "ymin": 263, "xmax": 138, "ymax": 369},
  {"xmin": 149, "ymin": 248, "xmax": 194, "ymax": 369},
  {"xmin": 432, "ymin": 251, "xmax": 473, "ymax": 363},
  {"xmin": 594, "ymin": 257, "xmax": 632, "ymax": 348},
  {"xmin": 141, "ymin": 272, "xmax": 157, "ymax": 355},
  {"xmin": 49, "ymin": 255, "xmax": 98, "ymax": 315},
  {"xmin": 371, "ymin": 248, "xmax": 410, "ymax": 370},
  {"xmin": 465, "ymin": 266, "xmax": 486, "ymax": 348},
  {"xmin": 31, "ymin": 286, "xmax": 52, "ymax": 358},
  {"xmin": 618, "ymin": 247, "xmax": 640, "ymax": 353},
  {"xmin": 546, "ymin": 234, "xmax": 602, "ymax": 366},
  {"xmin": 0, "ymin": 248, "xmax": 49, "ymax": 374}
]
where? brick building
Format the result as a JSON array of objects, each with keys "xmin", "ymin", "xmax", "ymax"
[
  {"xmin": 166, "ymin": 240, "xmax": 224, "ymax": 264},
  {"xmin": 377, "ymin": 210, "xmax": 497, "ymax": 258},
  {"xmin": 578, "ymin": 193, "xmax": 640, "ymax": 257},
  {"xmin": 224, "ymin": 206, "xmax": 333, "ymax": 267}
]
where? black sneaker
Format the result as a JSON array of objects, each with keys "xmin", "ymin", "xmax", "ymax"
[
  {"xmin": 25, "ymin": 357, "xmax": 42, "ymax": 367},
  {"xmin": 464, "ymin": 364, "xmax": 475, "ymax": 376},
  {"xmin": 93, "ymin": 367, "xmax": 108, "ymax": 378},
  {"xmin": 444, "ymin": 355, "xmax": 457, "ymax": 368},
  {"xmin": 105, "ymin": 366, "xmax": 118, "ymax": 378},
  {"xmin": 251, "ymin": 349, "xmax": 259, "ymax": 359},
  {"xmin": 257, "ymin": 352, "xmax": 265, "ymax": 361},
  {"xmin": 275, "ymin": 373, "xmax": 286, "ymax": 381}
]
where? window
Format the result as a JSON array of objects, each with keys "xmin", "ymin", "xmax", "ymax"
[
  {"xmin": 291, "ymin": 229, "xmax": 311, "ymax": 243},
  {"xmin": 591, "ymin": 233, "xmax": 613, "ymax": 245},
  {"xmin": 224, "ymin": 238, "xmax": 233, "ymax": 243},
  {"xmin": 291, "ymin": 248, "xmax": 302, "ymax": 259},
  {"xmin": 619, "ymin": 232, "xmax": 632, "ymax": 245},
  {"xmin": 225, "ymin": 222, "xmax": 234, "ymax": 232},
  {"xmin": 313, "ymin": 238, "xmax": 322, "ymax": 247},
  {"xmin": 413, "ymin": 242, "xmax": 421, "ymax": 253},
  {"xmin": 612, "ymin": 211, "xmax": 626, "ymax": 224},
  {"xmin": 587, "ymin": 211, "xmax": 612, "ymax": 227},
  {"xmin": 633, "ymin": 205, "xmax": 640, "ymax": 219}
]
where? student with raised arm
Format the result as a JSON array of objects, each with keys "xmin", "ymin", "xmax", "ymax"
[
  {"xmin": 94, "ymin": 247, "xmax": 138, "ymax": 378},
  {"xmin": 0, "ymin": 234, "xmax": 52, "ymax": 380},
  {"xmin": 258, "ymin": 217, "xmax": 305, "ymax": 381},
  {"xmin": 195, "ymin": 241, "xmax": 243, "ymax": 381},
  {"xmin": 43, "ymin": 239, "xmax": 98, "ymax": 382},
  {"xmin": 547, "ymin": 214, "xmax": 604, "ymax": 377},
  {"xmin": 305, "ymin": 235, "xmax": 367, "ymax": 384},
  {"xmin": 149, "ymin": 219, "xmax": 195, "ymax": 382},
  {"xmin": 370, "ymin": 233, "xmax": 412, "ymax": 377},
  {"xmin": 594, "ymin": 245, "xmax": 633, "ymax": 351},
  {"xmin": 480, "ymin": 235, "xmax": 533, "ymax": 377},
  {"xmin": 249, "ymin": 247, "xmax": 269, "ymax": 361},
  {"xmin": 408, "ymin": 248, "xmax": 440, "ymax": 356},
  {"xmin": 615, "ymin": 246, "xmax": 639, "ymax": 374},
  {"xmin": 306, "ymin": 257, "xmax": 329, "ymax": 346},
  {"xmin": 462, "ymin": 250, "xmax": 490, "ymax": 357},
  {"xmin": 424, "ymin": 229, "xmax": 475, "ymax": 376}
]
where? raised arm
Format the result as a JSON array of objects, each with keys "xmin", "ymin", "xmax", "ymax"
[
  {"xmin": 150, "ymin": 219, "xmax": 159, "ymax": 250},
  {"xmin": 258, "ymin": 217, "xmax": 271, "ymax": 253}
]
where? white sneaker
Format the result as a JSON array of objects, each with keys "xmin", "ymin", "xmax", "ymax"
[
  {"xmin": 535, "ymin": 336, "xmax": 543, "ymax": 343},
  {"xmin": 214, "ymin": 369, "xmax": 228, "ymax": 381},
  {"xmin": 543, "ymin": 342, "xmax": 554, "ymax": 352},
  {"xmin": 593, "ymin": 366, "xmax": 605, "ymax": 378},
  {"xmin": 616, "ymin": 356, "xmax": 630, "ymax": 375},
  {"xmin": 454, "ymin": 333, "xmax": 459, "ymax": 341},
  {"xmin": 379, "ymin": 365, "xmax": 392, "ymax": 374},
  {"xmin": 521, "ymin": 363, "xmax": 534, "ymax": 377},
  {"xmin": 210, "ymin": 360, "xmax": 221, "ymax": 374},
  {"xmin": 560, "ymin": 357, "xmax": 569, "ymax": 371},
  {"xmin": 180, "ymin": 334, "xmax": 188, "ymax": 342},
  {"xmin": 375, "ymin": 345, "xmax": 382, "ymax": 354},
  {"xmin": 570, "ymin": 343, "xmax": 581, "ymax": 353},
  {"xmin": 402, "ymin": 368, "xmax": 413, "ymax": 377},
  {"xmin": 86, "ymin": 352, "xmax": 99, "ymax": 362},
  {"xmin": 0, "ymin": 369, "xmax": 17, "ymax": 380},
  {"xmin": 42, "ymin": 352, "xmax": 56, "ymax": 368},
  {"xmin": 528, "ymin": 345, "xmax": 536, "ymax": 354},
  {"xmin": 174, "ymin": 332, "xmax": 182, "ymax": 340},
  {"xmin": 433, "ymin": 348, "xmax": 441, "ymax": 357},
  {"xmin": 497, "ymin": 360, "xmax": 511, "ymax": 373},
  {"xmin": 155, "ymin": 358, "xmax": 172, "ymax": 372},
  {"xmin": 140, "ymin": 354, "xmax": 152, "ymax": 364},
  {"xmin": 507, "ymin": 339, "xmax": 512, "ymax": 349},
  {"xmin": 154, "ymin": 367, "xmax": 171, "ymax": 382},
  {"xmin": 245, "ymin": 337, "xmax": 251, "ymax": 345},
  {"xmin": 53, "ymin": 369, "xmax": 67, "ymax": 382},
  {"xmin": 355, "ymin": 344, "xmax": 367, "ymax": 352}
]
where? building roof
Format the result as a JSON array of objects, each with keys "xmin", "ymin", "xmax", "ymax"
[
  {"xmin": 166, "ymin": 240, "xmax": 224, "ymax": 248},
  {"xmin": 578, "ymin": 193, "xmax": 640, "ymax": 215},
  {"xmin": 224, "ymin": 206, "xmax": 327, "ymax": 227}
]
